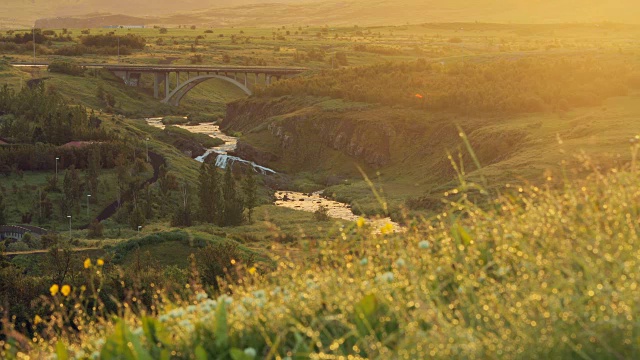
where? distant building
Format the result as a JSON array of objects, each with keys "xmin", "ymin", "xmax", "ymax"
[{"xmin": 103, "ymin": 25, "xmax": 145, "ymax": 29}]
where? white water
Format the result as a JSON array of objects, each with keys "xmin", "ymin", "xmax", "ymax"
[
  {"xmin": 145, "ymin": 117, "xmax": 401, "ymax": 232},
  {"xmin": 145, "ymin": 118, "xmax": 276, "ymax": 175}
]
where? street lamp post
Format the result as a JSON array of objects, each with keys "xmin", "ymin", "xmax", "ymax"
[
  {"xmin": 32, "ymin": 27, "xmax": 36, "ymax": 65},
  {"xmin": 146, "ymin": 137, "xmax": 150, "ymax": 162},
  {"xmin": 87, "ymin": 194, "xmax": 91, "ymax": 217},
  {"xmin": 67, "ymin": 215, "xmax": 72, "ymax": 238},
  {"xmin": 137, "ymin": 225, "xmax": 142, "ymax": 233},
  {"xmin": 55, "ymin": 157, "xmax": 59, "ymax": 178}
]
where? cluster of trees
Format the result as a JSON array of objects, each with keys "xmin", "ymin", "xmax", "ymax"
[
  {"xmin": 0, "ymin": 85, "xmax": 111, "ymax": 145},
  {"xmin": 193, "ymin": 161, "xmax": 258, "ymax": 228},
  {"xmin": 0, "ymin": 29, "xmax": 72, "ymax": 45},
  {"xmin": 259, "ymin": 56, "xmax": 640, "ymax": 114},
  {"xmin": 47, "ymin": 34, "xmax": 147, "ymax": 56},
  {"xmin": 0, "ymin": 143, "xmax": 129, "ymax": 173}
]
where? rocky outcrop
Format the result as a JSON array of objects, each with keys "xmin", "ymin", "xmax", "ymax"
[
  {"xmin": 224, "ymin": 98, "xmax": 393, "ymax": 169},
  {"xmin": 230, "ymin": 141, "xmax": 280, "ymax": 165}
]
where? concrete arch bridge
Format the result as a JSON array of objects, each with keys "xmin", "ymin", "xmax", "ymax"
[{"xmin": 106, "ymin": 65, "xmax": 308, "ymax": 106}]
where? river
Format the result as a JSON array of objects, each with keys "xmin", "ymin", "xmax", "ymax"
[{"xmin": 145, "ymin": 118, "xmax": 402, "ymax": 232}]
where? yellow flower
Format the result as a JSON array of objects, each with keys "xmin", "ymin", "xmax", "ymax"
[
  {"xmin": 380, "ymin": 223, "xmax": 394, "ymax": 235},
  {"xmin": 61, "ymin": 285, "xmax": 71, "ymax": 297},
  {"xmin": 84, "ymin": 258, "xmax": 92, "ymax": 269},
  {"xmin": 34, "ymin": 315, "xmax": 43, "ymax": 325},
  {"xmin": 97, "ymin": 259, "xmax": 105, "ymax": 266},
  {"xmin": 356, "ymin": 217, "xmax": 366, "ymax": 228},
  {"xmin": 248, "ymin": 267, "xmax": 257, "ymax": 275},
  {"xmin": 50, "ymin": 284, "xmax": 59, "ymax": 296}
]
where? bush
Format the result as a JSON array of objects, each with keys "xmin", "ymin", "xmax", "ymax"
[
  {"xmin": 48, "ymin": 61, "xmax": 85, "ymax": 76},
  {"xmin": 87, "ymin": 220, "xmax": 104, "ymax": 238},
  {"xmin": 6, "ymin": 241, "xmax": 30, "ymax": 252},
  {"xmin": 313, "ymin": 205, "xmax": 330, "ymax": 221}
]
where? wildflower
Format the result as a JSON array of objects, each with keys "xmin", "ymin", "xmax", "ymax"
[
  {"xmin": 376, "ymin": 272, "xmax": 394, "ymax": 283},
  {"xmin": 50, "ymin": 284, "xmax": 60, "ymax": 296},
  {"xmin": 34, "ymin": 315, "xmax": 43, "ymax": 325},
  {"xmin": 90, "ymin": 352, "xmax": 100, "ymax": 360},
  {"xmin": 131, "ymin": 327, "xmax": 144, "ymax": 337},
  {"xmin": 196, "ymin": 292, "xmax": 208, "ymax": 301},
  {"xmin": 360, "ymin": 257, "xmax": 368, "ymax": 265},
  {"xmin": 97, "ymin": 259, "xmax": 105, "ymax": 266},
  {"xmin": 248, "ymin": 267, "xmax": 257, "ymax": 275},
  {"xmin": 179, "ymin": 319, "xmax": 195, "ymax": 332},
  {"xmin": 84, "ymin": 258, "xmax": 92, "ymax": 269},
  {"xmin": 380, "ymin": 223, "xmax": 394, "ymax": 234},
  {"xmin": 158, "ymin": 314, "xmax": 170, "ymax": 323},
  {"xmin": 356, "ymin": 217, "xmax": 366, "ymax": 228},
  {"xmin": 187, "ymin": 305, "xmax": 197, "ymax": 313},
  {"xmin": 61, "ymin": 285, "xmax": 71, "ymax": 297},
  {"xmin": 253, "ymin": 290, "xmax": 266, "ymax": 299},
  {"xmin": 244, "ymin": 347, "xmax": 257, "ymax": 358},
  {"xmin": 419, "ymin": 240, "xmax": 430, "ymax": 249},
  {"xmin": 395, "ymin": 258, "xmax": 406, "ymax": 267}
]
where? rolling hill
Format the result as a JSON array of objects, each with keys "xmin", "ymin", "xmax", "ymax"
[{"xmin": 2, "ymin": 0, "xmax": 637, "ymax": 29}]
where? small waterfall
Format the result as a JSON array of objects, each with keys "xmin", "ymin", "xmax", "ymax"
[
  {"xmin": 213, "ymin": 153, "xmax": 276, "ymax": 175},
  {"xmin": 145, "ymin": 118, "xmax": 277, "ymax": 175}
]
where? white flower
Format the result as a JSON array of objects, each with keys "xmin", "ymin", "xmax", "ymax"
[
  {"xmin": 418, "ymin": 240, "xmax": 430, "ymax": 249},
  {"xmin": 131, "ymin": 327, "xmax": 143, "ymax": 336},
  {"xmin": 90, "ymin": 351, "xmax": 100, "ymax": 360},
  {"xmin": 306, "ymin": 279, "xmax": 318, "ymax": 289},
  {"xmin": 376, "ymin": 272, "xmax": 394, "ymax": 283},
  {"xmin": 253, "ymin": 290, "xmax": 266, "ymax": 299},
  {"xmin": 196, "ymin": 292, "xmax": 208, "ymax": 301},
  {"xmin": 159, "ymin": 314, "xmax": 170, "ymax": 323},
  {"xmin": 187, "ymin": 305, "xmax": 197, "ymax": 313},
  {"xmin": 360, "ymin": 257, "xmax": 368, "ymax": 265},
  {"xmin": 244, "ymin": 347, "xmax": 257, "ymax": 358},
  {"xmin": 179, "ymin": 319, "xmax": 194, "ymax": 332},
  {"xmin": 395, "ymin": 258, "xmax": 406, "ymax": 267}
]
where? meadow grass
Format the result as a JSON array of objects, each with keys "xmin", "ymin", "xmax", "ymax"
[{"xmin": 10, "ymin": 147, "xmax": 640, "ymax": 359}]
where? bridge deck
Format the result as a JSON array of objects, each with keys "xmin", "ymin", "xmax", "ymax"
[{"xmin": 11, "ymin": 62, "xmax": 308, "ymax": 75}]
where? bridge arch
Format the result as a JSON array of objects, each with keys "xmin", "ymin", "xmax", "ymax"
[{"xmin": 162, "ymin": 74, "xmax": 252, "ymax": 106}]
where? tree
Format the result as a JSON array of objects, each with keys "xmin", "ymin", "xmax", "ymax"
[
  {"xmin": 171, "ymin": 183, "xmax": 192, "ymax": 227},
  {"xmin": 62, "ymin": 165, "xmax": 82, "ymax": 215},
  {"xmin": 86, "ymin": 146, "xmax": 102, "ymax": 198},
  {"xmin": 222, "ymin": 166, "xmax": 244, "ymax": 226},
  {"xmin": 87, "ymin": 219, "xmax": 104, "ymax": 238},
  {"xmin": 198, "ymin": 161, "xmax": 222, "ymax": 224},
  {"xmin": 129, "ymin": 205, "xmax": 146, "ymax": 230},
  {"xmin": 0, "ymin": 193, "xmax": 6, "ymax": 226},
  {"xmin": 242, "ymin": 169, "xmax": 258, "ymax": 222}
]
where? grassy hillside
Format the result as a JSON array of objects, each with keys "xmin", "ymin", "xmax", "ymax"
[
  {"xmin": 13, "ymin": 153, "xmax": 640, "ymax": 359},
  {"xmin": 221, "ymin": 53, "xmax": 640, "ymax": 218}
]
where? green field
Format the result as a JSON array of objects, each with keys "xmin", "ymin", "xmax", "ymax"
[{"xmin": 1, "ymin": 19, "xmax": 640, "ymax": 359}]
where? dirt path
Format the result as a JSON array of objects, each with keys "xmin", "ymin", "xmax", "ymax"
[{"xmin": 3, "ymin": 247, "xmax": 100, "ymax": 256}]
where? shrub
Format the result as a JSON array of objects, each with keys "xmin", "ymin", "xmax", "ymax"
[
  {"xmin": 87, "ymin": 220, "xmax": 104, "ymax": 239},
  {"xmin": 313, "ymin": 205, "xmax": 330, "ymax": 221},
  {"xmin": 48, "ymin": 61, "xmax": 85, "ymax": 76},
  {"xmin": 6, "ymin": 241, "xmax": 29, "ymax": 252}
]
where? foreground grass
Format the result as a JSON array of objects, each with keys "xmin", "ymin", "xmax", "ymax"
[{"xmin": 8, "ymin": 152, "xmax": 640, "ymax": 359}]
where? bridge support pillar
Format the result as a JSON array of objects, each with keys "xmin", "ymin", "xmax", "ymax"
[
  {"xmin": 165, "ymin": 72, "xmax": 170, "ymax": 97},
  {"xmin": 153, "ymin": 72, "xmax": 165, "ymax": 99}
]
